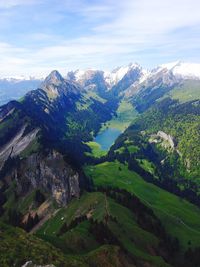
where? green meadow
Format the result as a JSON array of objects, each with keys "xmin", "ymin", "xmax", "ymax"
[
  {"xmin": 167, "ymin": 80, "xmax": 200, "ymax": 103},
  {"xmin": 84, "ymin": 161, "xmax": 200, "ymax": 251}
]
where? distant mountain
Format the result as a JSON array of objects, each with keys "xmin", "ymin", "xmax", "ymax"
[
  {"xmin": 1, "ymin": 61, "xmax": 199, "ymax": 107},
  {"xmin": 104, "ymin": 63, "xmax": 149, "ymax": 88},
  {"xmin": 66, "ymin": 61, "xmax": 200, "ymax": 100},
  {"xmin": 67, "ymin": 63, "xmax": 148, "ymax": 93},
  {"xmin": 67, "ymin": 69, "xmax": 108, "ymax": 97},
  {"xmin": 0, "ymin": 77, "xmax": 42, "ymax": 106},
  {"xmin": 122, "ymin": 62, "xmax": 200, "ymax": 112}
]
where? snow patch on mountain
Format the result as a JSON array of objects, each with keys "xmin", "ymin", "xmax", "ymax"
[
  {"xmin": 73, "ymin": 69, "xmax": 87, "ymax": 81},
  {"xmin": 161, "ymin": 61, "xmax": 181, "ymax": 70},
  {"xmin": 173, "ymin": 63, "xmax": 200, "ymax": 79},
  {"xmin": 160, "ymin": 61, "xmax": 200, "ymax": 80},
  {"xmin": 137, "ymin": 68, "xmax": 151, "ymax": 84},
  {"xmin": 104, "ymin": 63, "xmax": 145, "ymax": 87},
  {"xmin": 71, "ymin": 69, "xmax": 99, "ymax": 83}
]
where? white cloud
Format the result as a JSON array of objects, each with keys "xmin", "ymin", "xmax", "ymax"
[
  {"xmin": 0, "ymin": 0, "xmax": 200, "ymax": 76},
  {"xmin": 0, "ymin": 0, "xmax": 40, "ymax": 8}
]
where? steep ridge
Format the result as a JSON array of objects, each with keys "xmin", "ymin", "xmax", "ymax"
[{"xmin": 0, "ymin": 70, "xmax": 117, "ymax": 233}]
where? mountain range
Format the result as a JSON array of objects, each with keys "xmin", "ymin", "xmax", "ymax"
[
  {"xmin": 0, "ymin": 61, "xmax": 200, "ymax": 267},
  {"xmin": 1, "ymin": 61, "xmax": 200, "ymax": 106}
]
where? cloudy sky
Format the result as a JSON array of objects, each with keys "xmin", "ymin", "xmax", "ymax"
[{"xmin": 0, "ymin": 0, "xmax": 200, "ymax": 77}]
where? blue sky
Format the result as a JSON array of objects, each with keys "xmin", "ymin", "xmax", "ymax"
[{"xmin": 0, "ymin": 0, "xmax": 200, "ymax": 77}]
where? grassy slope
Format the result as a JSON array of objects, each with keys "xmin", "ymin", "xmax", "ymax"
[
  {"xmin": 36, "ymin": 192, "xmax": 170, "ymax": 267},
  {"xmin": 0, "ymin": 221, "xmax": 135, "ymax": 267},
  {"xmin": 167, "ymin": 80, "xmax": 200, "ymax": 103},
  {"xmin": 76, "ymin": 91, "xmax": 106, "ymax": 111},
  {"xmin": 84, "ymin": 141, "xmax": 107, "ymax": 158},
  {"xmin": 137, "ymin": 159, "xmax": 156, "ymax": 176},
  {"xmin": 0, "ymin": 222, "xmax": 86, "ymax": 267},
  {"xmin": 84, "ymin": 161, "xmax": 200, "ymax": 251}
]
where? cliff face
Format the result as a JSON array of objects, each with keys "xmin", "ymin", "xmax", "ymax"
[
  {"xmin": 0, "ymin": 124, "xmax": 39, "ymax": 170},
  {"xmin": 5, "ymin": 150, "xmax": 80, "ymax": 205}
]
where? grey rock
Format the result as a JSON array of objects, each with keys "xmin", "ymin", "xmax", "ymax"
[
  {"xmin": 157, "ymin": 131, "xmax": 175, "ymax": 149},
  {"xmin": 6, "ymin": 150, "xmax": 80, "ymax": 206},
  {"xmin": 21, "ymin": 261, "xmax": 55, "ymax": 267},
  {"xmin": 0, "ymin": 124, "xmax": 39, "ymax": 170}
]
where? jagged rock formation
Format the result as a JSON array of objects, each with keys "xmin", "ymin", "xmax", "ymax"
[
  {"xmin": 4, "ymin": 150, "xmax": 80, "ymax": 205},
  {"xmin": 41, "ymin": 70, "xmax": 80, "ymax": 99}
]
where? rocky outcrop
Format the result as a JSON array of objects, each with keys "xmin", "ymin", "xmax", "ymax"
[
  {"xmin": 0, "ymin": 124, "xmax": 40, "ymax": 170},
  {"xmin": 149, "ymin": 131, "xmax": 176, "ymax": 151},
  {"xmin": 157, "ymin": 131, "xmax": 175, "ymax": 149},
  {"xmin": 5, "ymin": 150, "xmax": 80, "ymax": 206},
  {"xmin": 22, "ymin": 261, "xmax": 55, "ymax": 267}
]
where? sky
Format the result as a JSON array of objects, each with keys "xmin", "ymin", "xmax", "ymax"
[{"xmin": 0, "ymin": 0, "xmax": 200, "ymax": 77}]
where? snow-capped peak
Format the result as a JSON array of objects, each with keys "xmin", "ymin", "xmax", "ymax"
[
  {"xmin": 160, "ymin": 60, "xmax": 181, "ymax": 71},
  {"xmin": 104, "ymin": 63, "xmax": 142, "ymax": 87},
  {"xmin": 159, "ymin": 61, "xmax": 200, "ymax": 80},
  {"xmin": 172, "ymin": 62, "xmax": 200, "ymax": 80}
]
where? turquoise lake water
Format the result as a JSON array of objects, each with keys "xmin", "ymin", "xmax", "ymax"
[{"xmin": 94, "ymin": 128, "xmax": 121, "ymax": 150}]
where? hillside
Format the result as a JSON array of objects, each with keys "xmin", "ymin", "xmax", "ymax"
[
  {"xmin": 0, "ymin": 221, "xmax": 133, "ymax": 267},
  {"xmin": 107, "ymin": 98, "xmax": 200, "ymax": 205},
  {"xmin": 36, "ymin": 191, "xmax": 172, "ymax": 267},
  {"xmin": 84, "ymin": 162, "xmax": 200, "ymax": 250}
]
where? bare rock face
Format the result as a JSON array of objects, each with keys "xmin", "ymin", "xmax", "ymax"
[
  {"xmin": 149, "ymin": 131, "xmax": 176, "ymax": 151},
  {"xmin": 6, "ymin": 150, "xmax": 80, "ymax": 206},
  {"xmin": 22, "ymin": 261, "xmax": 55, "ymax": 267},
  {"xmin": 0, "ymin": 124, "xmax": 39, "ymax": 170},
  {"xmin": 157, "ymin": 131, "xmax": 175, "ymax": 149}
]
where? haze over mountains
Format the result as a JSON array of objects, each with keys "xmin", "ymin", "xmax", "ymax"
[{"xmin": 0, "ymin": 78, "xmax": 42, "ymax": 106}]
